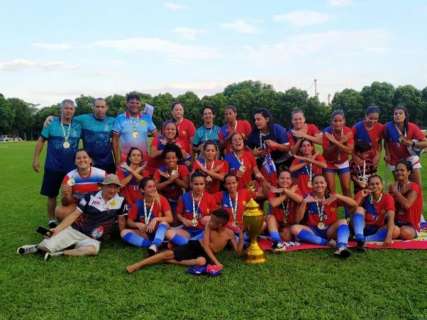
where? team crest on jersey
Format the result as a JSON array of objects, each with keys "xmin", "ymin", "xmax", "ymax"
[{"xmin": 140, "ymin": 120, "xmax": 147, "ymax": 127}]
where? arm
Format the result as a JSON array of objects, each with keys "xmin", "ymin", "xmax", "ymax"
[
  {"xmin": 384, "ymin": 210, "xmax": 395, "ymax": 246},
  {"xmin": 333, "ymin": 193, "xmax": 358, "ymax": 209},
  {"xmin": 32, "ymin": 137, "xmax": 45, "ymax": 172},
  {"xmin": 112, "ymin": 133, "xmax": 120, "ymax": 167},
  {"xmin": 51, "ymin": 209, "xmax": 81, "ymax": 235},
  {"xmin": 230, "ymin": 228, "xmax": 244, "ymax": 256},
  {"xmin": 393, "ymin": 190, "xmax": 418, "ymax": 210},
  {"xmin": 201, "ymin": 225, "xmax": 222, "ymax": 267}
]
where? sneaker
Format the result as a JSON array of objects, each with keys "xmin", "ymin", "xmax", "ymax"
[
  {"xmin": 273, "ymin": 241, "xmax": 287, "ymax": 253},
  {"xmin": 356, "ymin": 239, "xmax": 366, "ymax": 252},
  {"xmin": 44, "ymin": 252, "xmax": 52, "ymax": 261},
  {"xmin": 48, "ymin": 219, "xmax": 58, "ymax": 228},
  {"xmin": 17, "ymin": 244, "xmax": 38, "ymax": 255},
  {"xmin": 334, "ymin": 247, "xmax": 351, "ymax": 258},
  {"xmin": 147, "ymin": 244, "xmax": 158, "ymax": 256}
]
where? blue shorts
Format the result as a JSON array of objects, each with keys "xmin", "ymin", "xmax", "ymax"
[
  {"xmin": 184, "ymin": 227, "xmax": 204, "ymax": 240},
  {"xmin": 365, "ymin": 225, "xmax": 380, "ymax": 236},
  {"xmin": 323, "ymin": 166, "xmax": 350, "ymax": 175},
  {"xmin": 40, "ymin": 169, "xmax": 67, "ymax": 198}
]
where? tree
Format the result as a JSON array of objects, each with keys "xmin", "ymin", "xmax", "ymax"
[
  {"xmin": 8, "ymin": 98, "xmax": 33, "ymax": 139},
  {"xmin": 394, "ymin": 85, "xmax": 423, "ymax": 126},
  {"xmin": 75, "ymin": 95, "xmax": 95, "ymax": 115},
  {"xmin": 105, "ymin": 94, "xmax": 126, "ymax": 117},
  {"xmin": 175, "ymin": 91, "xmax": 201, "ymax": 125},
  {"xmin": 0, "ymin": 94, "xmax": 14, "ymax": 134},
  {"xmin": 331, "ymin": 89, "xmax": 364, "ymax": 126}
]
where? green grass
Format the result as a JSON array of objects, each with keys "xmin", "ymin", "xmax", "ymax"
[{"xmin": 1, "ymin": 142, "xmax": 427, "ymax": 320}]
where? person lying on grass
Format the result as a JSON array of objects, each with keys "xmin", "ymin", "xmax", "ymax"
[
  {"xmin": 126, "ymin": 208, "xmax": 244, "ymax": 273},
  {"xmin": 17, "ymin": 174, "xmax": 127, "ymax": 260}
]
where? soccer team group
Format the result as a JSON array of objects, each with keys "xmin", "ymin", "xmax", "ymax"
[{"xmin": 18, "ymin": 93, "xmax": 427, "ymax": 274}]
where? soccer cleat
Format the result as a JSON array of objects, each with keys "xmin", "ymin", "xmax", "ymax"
[
  {"xmin": 17, "ymin": 244, "xmax": 38, "ymax": 255},
  {"xmin": 147, "ymin": 244, "xmax": 158, "ymax": 256},
  {"xmin": 356, "ymin": 239, "xmax": 367, "ymax": 253},
  {"xmin": 48, "ymin": 219, "xmax": 58, "ymax": 229},
  {"xmin": 334, "ymin": 247, "xmax": 351, "ymax": 258},
  {"xmin": 187, "ymin": 265, "xmax": 207, "ymax": 275},
  {"xmin": 273, "ymin": 241, "xmax": 287, "ymax": 253}
]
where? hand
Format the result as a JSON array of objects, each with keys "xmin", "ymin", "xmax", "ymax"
[
  {"xmin": 195, "ymin": 160, "xmax": 207, "ymax": 173},
  {"xmin": 50, "ymin": 228, "xmax": 59, "ymax": 237},
  {"xmin": 146, "ymin": 218, "xmax": 158, "ymax": 233},
  {"xmin": 304, "ymin": 195, "xmax": 316, "ymax": 203},
  {"xmin": 360, "ymin": 189, "xmax": 371, "ymax": 198},
  {"xmin": 255, "ymin": 172, "xmax": 264, "ymax": 180},
  {"xmin": 389, "ymin": 183, "xmax": 398, "ymax": 195},
  {"xmin": 324, "ymin": 132, "xmax": 338, "ymax": 145},
  {"xmin": 293, "ymin": 154, "xmax": 306, "ymax": 161},
  {"xmin": 61, "ymin": 184, "xmax": 72, "ymax": 198},
  {"xmin": 32, "ymin": 159, "xmax": 40, "ymax": 173},
  {"xmin": 324, "ymin": 194, "xmax": 337, "ymax": 205},
  {"xmin": 400, "ymin": 137, "xmax": 412, "ymax": 146},
  {"xmin": 270, "ymin": 186, "xmax": 285, "ymax": 194},
  {"xmin": 135, "ymin": 222, "xmax": 146, "ymax": 232},
  {"xmin": 183, "ymin": 218, "xmax": 194, "ymax": 228},
  {"xmin": 253, "ymin": 147, "xmax": 267, "ymax": 157},
  {"xmin": 169, "ymin": 170, "xmax": 179, "ymax": 181},
  {"xmin": 292, "ymin": 130, "xmax": 306, "ymax": 139},
  {"xmin": 383, "ymin": 236, "xmax": 393, "ymax": 247},
  {"xmin": 265, "ymin": 139, "xmax": 279, "ymax": 149}
]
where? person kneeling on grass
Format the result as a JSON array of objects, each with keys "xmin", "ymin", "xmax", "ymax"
[
  {"xmin": 290, "ymin": 174, "xmax": 357, "ymax": 258},
  {"xmin": 120, "ymin": 177, "xmax": 173, "ymax": 255},
  {"xmin": 17, "ymin": 174, "xmax": 127, "ymax": 260},
  {"xmin": 126, "ymin": 208, "xmax": 244, "ymax": 273}
]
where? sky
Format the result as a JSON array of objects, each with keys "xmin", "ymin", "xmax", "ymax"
[{"xmin": 1, "ymin": 0, "xmax": 426, "ymax": 107}]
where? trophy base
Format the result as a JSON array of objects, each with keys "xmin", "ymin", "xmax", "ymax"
[{"xmin": 245, "ymin": 241, "xmax": 266, "ymax": 264}]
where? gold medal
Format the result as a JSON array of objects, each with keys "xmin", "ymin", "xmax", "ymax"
[
  {"xmin": 317, "ymin": 222, "xmax": 326, "ymax": 230},
  {"xmin": 63, "ymin": 141, "xmax": 70, "ymax": 149},
  {"xmin": 192, "ymin": 218, "xmax": 198, "ymax": 227},
  {"xmin": 206, "ymin": 176, "xmax": 213, "ymax": 183},
  {"xmin": 132, "ymin": 131, "xmax": 139, "ymax": 138},
  {"xmin": 239, "ymin": 165, "xmax": 246, "ymax": 172}
]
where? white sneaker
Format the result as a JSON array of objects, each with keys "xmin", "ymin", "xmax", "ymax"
[
  {"xmin": 44, "ymin": 251, "xmax": 63, "ymax": 261},
  {"xmin": 147, "ymin": 244, "xmax": 158, "ymax": 256},
  {"xmin": 17, "ymin": 244, "xmax": 38, "ymax": 255},
  {"xmin": 273, "ymin": 241, "xmax": 287, "ymax": 253}
]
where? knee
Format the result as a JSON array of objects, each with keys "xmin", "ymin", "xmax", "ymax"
[
  {"xmin": 158, "ymin": 222, "xmax": 169, "ymax": 228},
  {"xmin": 195, "ymin": 257, "xmax": 207, "ymax": 266},
  {"xmin": 337, "ymin": 219, "xmax": 348, "ymax": 226},
  {"xmin": 392, "ymin": 226, "xmax": 400, "ymax": 239},
  {"xmin": 281, "ymin": 228, "xmax": 292, "ymax": 241},
  {"xmin": 165, "ymin": 230, "xmax": 175, "ymax": 239},
  {"xmin": 399, "ymin": 227, "xmax": 416, "ymax": 240},
  {"xmin": 87, "ymin": 245, "xmax": 99, "ymax": 256},
  {"xmin": 290, "ymin": 225, "xmax": 301, "ymax": 235},
  {"xmin": 120, "ymin": 229, "xmax": 132, "ymax": 238},
  {"xmin": 354, "ymin": 207, "xmax": 365, "ymax": 215}
]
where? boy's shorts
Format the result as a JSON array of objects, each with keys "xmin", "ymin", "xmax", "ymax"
[
  {"xmin": 173, "ymin": 240, "xmax": 210, "ymax": 263},
  {"xmin": 40, "ymin": 169, "xmax": 67, "ymax": 197}
]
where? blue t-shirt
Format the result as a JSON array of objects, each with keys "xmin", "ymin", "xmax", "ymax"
[
  {"xmin": 74, "ymin": 114, "xmax": 115, "ymax": 168},
  {"xmin": 193, "ymin": 125, "xmax": 220, "ymax": 146},
  {"xmin": 41, "ymin": 118, "xmax": 81, "ymax": 172},
  {"xmin": 112, "ymin": 112, "xmax": 156, "ymax": 158},
  {"xmin": 247, "ymin": 123, "xmax": 289, "ymax": 162}
]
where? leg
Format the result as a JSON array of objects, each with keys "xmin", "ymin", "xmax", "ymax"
[
  {"xmin": 267, "ymin": 215, "xmax": 282, "ymax": 244},
  {"xmin": 291, "ymin": 224, "xmax": 328, "ymax": 245},
  {"xmin": 47, "ymin": 197, "xmax": 57, "ymax": 220},
  {"xmin": 351, "ymin": 207, "xmax": 366, "ymax": 245},
  {"xmin": 166, "ymin": 228, "xmax": 190, "ymax": 246},
  {"xmin": 121, "ymin": 229, "xmax": 151, "ymax": 248},
  {"xmin": 151, "ymin": 223, "xmax": 169, "ymax": 247},
  {"xmin": 410, "ymin": 168, "xmax": 422, "ymax": 186},
  {"xmin": 280, "ymin": 227, "xmax": 292, "ymax": 242},
  {"xmin": 327, "ymin": 219, "xmax": 350, "ymax": 249},
  {"xmin": 63, "ymin": 245, "xmax": 98, "ymax": 257},
  {"xmin": 338, "ymin": 171, "xmax": 352, "ymax": 217},
  {"xmin": 55, "ymin": 204, "xmax": 76, "ymax": 221},
  {"xmin": 399, "ymin": 226, "xmax": 417, "ymax": 240},
  {"xmin": 324, "ymin": 171, "xmax": 336, "ymax": 193},
  {"xmin": 166, "ymin": 257, "xmax": 206, "ymax": 266},
  {"xmin": 127, "ymin": 250, "xmax": 175, "ymax": 273}
]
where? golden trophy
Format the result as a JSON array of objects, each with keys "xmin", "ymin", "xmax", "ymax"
[{"xmin": 243, "ymin": 198, "xmax": 266, "ymax": 264}]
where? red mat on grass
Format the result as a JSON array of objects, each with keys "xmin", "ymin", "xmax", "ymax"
[{"xmin": 258, "ymin": 228, "xmax": 427, "ymax": 252}]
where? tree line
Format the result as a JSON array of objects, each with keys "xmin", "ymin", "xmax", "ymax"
[{"xmin": 1, "ymin": 80, "xmax": 427, "ymax": 140}]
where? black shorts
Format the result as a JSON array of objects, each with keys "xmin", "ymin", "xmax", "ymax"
[
  {"xmin": 173, "ymin": 240, "xmax": 210, "ymax": 263},
  {"xmin": 40, "ymin": 169, "xmax": 67, "ymax": 198}
]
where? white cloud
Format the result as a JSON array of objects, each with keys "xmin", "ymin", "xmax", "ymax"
[
  {"xmin": 221, "ymin": 19, "xmax": 259, "ymax": 34},
  {"xmin": 93, "ymin": 37, "xmax": 221, "ymax": 61},
  {"xmin": 243, "ymin": 29, "xmax": 390, "ymax": 67},
  {"xmin": 328, "ymin": 0, "xmax": 352, "ymax": 7},
  {"xmin": 273, "ymin": 11, "xmax": 330, "ymax": 27},
  {"xmin": 32, "ymin": 42, "xmax": 73, "ymax": 50},
  {"xmin": 173, "ymin": 27, "xmax": 205, "ymax": 40},
  {"xmin": 163, "ymin": 2, "xmax": 186, "ymax": 11},
  {"xmin": 0, "ymin": 59, "xmax": 78, "ymax": 71}
]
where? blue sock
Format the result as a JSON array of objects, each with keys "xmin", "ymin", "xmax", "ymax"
[
  {"xmin": 297, "ymin": 229, "xmax": 328, "ymax": 245},
  {"xmin": 122, "ymin": 232, "xmax": 151, "ymax": 248},
  {"xmin": 366, "ymin": 228, "xmax": 388, "ymax": 242},
  {"xmin": 152, "ymin": 223, "xmax": 168, "ymax": 246},
  {"xmin": 269, "ymin": 231, "xmax": 281, "ymax": 243},
  {"xmin": 171, "ymin": 234, "xmax": 188, "ymax": 246},
  {"xmin": 336, "ymin": 224, "xmax": 350, "ymax": 248},
  {"xmin": 352, "ymin": 213, "xmax": 365, "ymax": 242}
]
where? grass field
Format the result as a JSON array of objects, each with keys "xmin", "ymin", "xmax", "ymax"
[{"xmin": 1, "ymin": 142, "xmax": 427, "ymax": 320}]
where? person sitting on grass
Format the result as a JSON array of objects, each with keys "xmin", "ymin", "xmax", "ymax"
[
  {"xmin": 120, "ymin": 177, "xmax": 173, "ymax": 255},
  {"xmin": 266, "ymin": 170, "xmax": 303, "ymax": 250},
  {"xmin": 166, "ymin": 171, "xmax": 218, "ymax": 246},
  {"xmin": 291, "ymin": 175, "xmax": 357, "ymax": 258},
  {"xmin": 352, "ymin": 175, "xmax": 399, "ymax": 248},
  {"xmin": 389, "ymin": 160, "xmax": 423, "ymax": 240},
  {"xmin": 55, "ymin": 149, "xmax": 106, "ymax": 221},
  {"xmin": 126, "ymin": 208, "xmax": 244, "ymax": 273},
  {"xmin": 17, "ymin": 174, "xmax": 127, "ymax": 260}
]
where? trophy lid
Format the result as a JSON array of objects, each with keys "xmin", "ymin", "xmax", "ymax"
[{"xmin": 244, "ymin": 198, "xmax": 262, "ymax": 217}]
